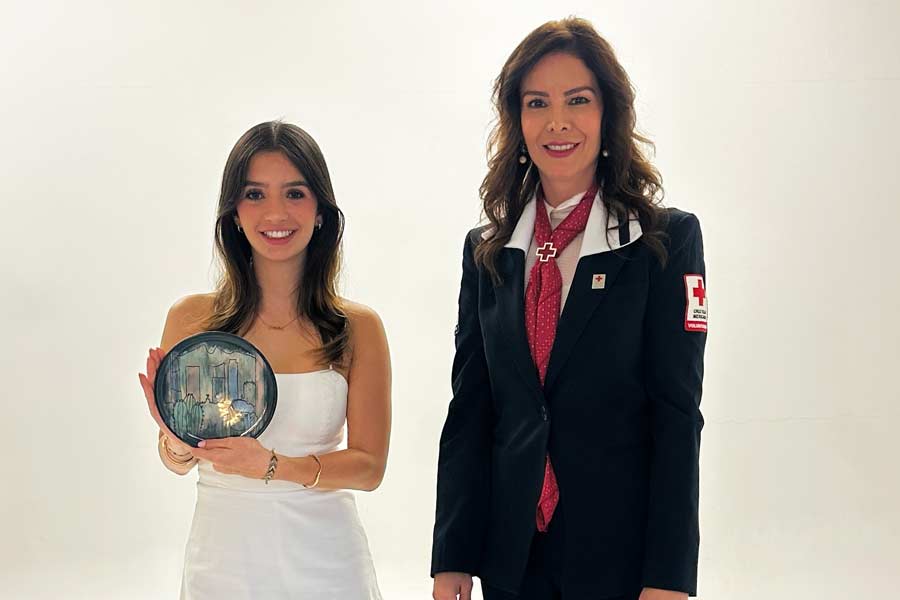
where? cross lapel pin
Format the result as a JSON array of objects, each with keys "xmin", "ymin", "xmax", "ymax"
[{"xmin": 536, "ymin": 242, "xmax": 558, "ymax": 263}]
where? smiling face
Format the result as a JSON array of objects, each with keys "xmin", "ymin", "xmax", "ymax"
[
  {"xmin": 520, "ymin": 51, "xmax": 603, "ymax": 193},
  {"xmin": 234, "ymin": 150, "xmax": 321, "ymax": 264}
]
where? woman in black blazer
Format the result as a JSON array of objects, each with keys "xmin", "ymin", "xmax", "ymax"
[{"xmin": 432, "ymin": 18, "xmax": 707, "ymax": 600}]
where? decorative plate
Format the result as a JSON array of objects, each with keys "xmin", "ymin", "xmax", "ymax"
[{"xmin": 154, "ymin": 332, "xmax": 277, "ymax": 447}]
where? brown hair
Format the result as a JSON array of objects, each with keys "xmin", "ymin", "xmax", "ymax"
[
  {"xmin": 476, "ymin": 17, "xmax": 667, "ymax": 280},
  {"xmin": 204, "ymin": 121, "xmax": 349, "ymax": 365}
]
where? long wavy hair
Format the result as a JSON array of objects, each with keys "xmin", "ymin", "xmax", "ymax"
[
  {"xmin": 476, "ymin": 17, "xmax": 668, "ymax": 281},
  {"xmin": 204, "ymin": 121, "xmax": 349, "ymax": 365}
]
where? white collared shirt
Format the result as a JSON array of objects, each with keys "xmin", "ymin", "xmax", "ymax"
[
  {"xmin": 524, "ymin": 191, "xmax": 588, "ymax": 313},
  {"xmin": 490, "ymin": 187, "xmax": 644, "ymax": 312}
]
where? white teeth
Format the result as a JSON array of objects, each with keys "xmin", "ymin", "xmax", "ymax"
[
  {"xmin": 262, "ymin": 230, "xmax": 294, "ymax": 239},
  {"xmin": 547, "ymin": 143, "xmax": 576, "ymax": 151}
]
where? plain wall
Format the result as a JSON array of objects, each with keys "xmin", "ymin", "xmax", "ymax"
[{"xmin": 1, "ymin": 1, "xmax": 898, "ymax": 598}]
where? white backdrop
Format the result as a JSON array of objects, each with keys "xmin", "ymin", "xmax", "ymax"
[{"xmin": 1, "ymin": 1, "xmax": 898, "ymax": 598}]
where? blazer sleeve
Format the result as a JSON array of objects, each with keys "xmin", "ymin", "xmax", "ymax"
[
  {"xmin": 640, "ymin": 212, "xmax": 707, "ymax": 595},
  {"xmin": 431, "ymin": 230, "xmax": 493, "ymax": 577}
]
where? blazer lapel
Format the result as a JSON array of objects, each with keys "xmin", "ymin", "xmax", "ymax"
[
  {"xmin": 543, "ymin": 252, "xmax": 628, "ymax": 394},
  {"xmin": 543, "ymin": 201, "xmax": 644, "ymax": 394},
  {"xmin": 495, "ymin": 248, "xmax": 543, "ymax": 401},
  {"xmin": 481, "ymin": 198, "xmax": 543, "ymax": 400}
]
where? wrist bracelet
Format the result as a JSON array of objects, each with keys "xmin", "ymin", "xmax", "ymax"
[
  {"xmin": 161, "ymin": 435, "xmax": 194, "ymax": 465},
  {"xmin": 263, "ymin": 450, "xmax": 278, "ymax": 484},
  {"xmin": 303, "ymin": 454, "xmax": 322, "ymax": 489}
]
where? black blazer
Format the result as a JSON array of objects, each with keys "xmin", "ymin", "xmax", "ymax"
[{"xmin": 431, "ymin": 206, "xmax": 707, "ymax": 597}]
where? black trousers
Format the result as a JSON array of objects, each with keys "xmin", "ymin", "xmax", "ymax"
[{"xmin": 481, "ymin": 509, "xmax": 640, "ymax": 600}]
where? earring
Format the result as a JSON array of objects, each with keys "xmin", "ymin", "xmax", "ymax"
[
  {"xmin": 237, "ymin": 223, "xmax": 243, "ymax": 232},
  {"xmin": 519, "ymin": 143, "xmax": 529, "ymax": 164},
  {"xmin": 601, "ymin": 148, "xmax": 610, "ymax": 158},
  {"xmin": 315, "ymin": 221, "xmax": 323, "ymax": 231}
]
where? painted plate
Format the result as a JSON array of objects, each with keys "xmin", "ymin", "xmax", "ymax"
[{"xmin": 154, "ymin": 331, "xmax": 277, "ymax": 447}]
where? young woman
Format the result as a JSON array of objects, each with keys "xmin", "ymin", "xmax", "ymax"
[
  {"xmin": 139, "ymin": 121, "xmax": 390, "ymax": 599},
  {"xmin": 432, "ymin": 18, "xmax": 707, "ymax": 600}
]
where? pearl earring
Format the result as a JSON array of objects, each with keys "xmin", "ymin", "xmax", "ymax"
[
  {"xmin": 519, "ymin": 143, "xmax": 529, "ymax": 164},
  {"xmin": 601, "ymin": 148, "xmax": 610, "ymax": 158}
]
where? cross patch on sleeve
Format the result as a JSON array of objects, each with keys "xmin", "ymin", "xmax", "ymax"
[{"xmin": 684, "ymin": 274, "xmax": 708, "ymax": 332}]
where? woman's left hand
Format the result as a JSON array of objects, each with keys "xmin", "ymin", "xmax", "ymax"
[
  {"xmin": 191, "ymin": 437, "xmax": 272, "ymax": 479},
  {"xmin": 639, "ymin": 589, "xmax": 688, "ymax": 600}
]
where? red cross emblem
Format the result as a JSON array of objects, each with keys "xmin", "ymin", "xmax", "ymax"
[
  {"xmin": 536, "ymin": 242, "xmax": 558, "ymax": 263},
  {"xmin": 692, "ymin": 279, "xmax": 706, "ymax": 306}
]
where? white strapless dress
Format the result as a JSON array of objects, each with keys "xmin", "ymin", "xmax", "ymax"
[{"xmin": 180, "ymin": 369, "xmax": 382, "ymax": 599}]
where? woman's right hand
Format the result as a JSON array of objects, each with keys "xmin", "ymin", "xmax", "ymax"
[
  {"xmin": 433, "ymin": 572, "xmax": 474, "ymax": 600},
  {"xmin": 138, "ymin": 346, "xmax": 192, "ymax": 456}
]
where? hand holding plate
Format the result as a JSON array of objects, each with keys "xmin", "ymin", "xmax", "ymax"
[
  {"xmin": 138, "ymin": 347, "xmax": 191, "ymax": 455},
  {"xmin": 192, "ymin": 437, "xmax": 271, "ymax": 479}
]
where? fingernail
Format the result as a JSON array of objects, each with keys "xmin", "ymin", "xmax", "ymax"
[{"xmin": 198, "ymin": 441, "xmax": 206, "ymax": 448}]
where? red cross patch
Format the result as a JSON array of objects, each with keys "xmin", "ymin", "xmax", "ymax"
[{"xmin": 684, "ymin": 274, "xmax": 708, "ymax": 332}]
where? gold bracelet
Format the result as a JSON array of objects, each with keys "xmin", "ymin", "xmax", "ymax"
[
  {"xmin": 303, "ymin": 454, "xmax": 322, "ymax": 489},
  {"xmin": 263, "ymin": 450, "xmax": 278, "ymax": 484},
  {"xmin": 161, "ymin": 435, "xmax": 194, "ymax": 465}
]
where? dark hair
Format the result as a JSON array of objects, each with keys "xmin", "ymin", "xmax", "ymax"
[
  {"xmin": 204, "ymin": 121, "xmax": 349, "ymax": 365},
  {"xmin": 476, "ymin": 17, "xmax": 667, "ymax": 280}
]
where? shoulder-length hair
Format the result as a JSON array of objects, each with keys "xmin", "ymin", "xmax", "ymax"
[
  {"xmin": 204, "ymin": 121, "xmax": 348, "ymax": 365},
  {"xmin": 476, "ymin": 17, "xmax": 667, "ymax": 280}
]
